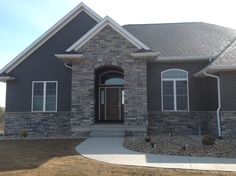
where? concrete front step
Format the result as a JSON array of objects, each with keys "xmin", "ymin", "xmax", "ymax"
[
  {"xmin": 90, "ymin": 124, "xmax": 125, "ymax": 137},
  {"xmin": 89, "ymin": 131, "xmax": 125, "ymax": 137}
]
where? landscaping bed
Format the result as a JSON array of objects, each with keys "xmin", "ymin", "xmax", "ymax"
[{"xmin": 123, "ymin": 135, "xmax": 236, "ymax": 158}]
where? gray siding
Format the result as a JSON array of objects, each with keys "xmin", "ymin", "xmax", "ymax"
[
  {"xmin": 6, "ymin": 11, "xmax": 97, "ymax": 112},
  {"xmin": 220, "ymin": 72, "xmax": 236, "ymax": 111},
  {"xmin": 147, "ymin": 62, "xmax": 218, "ymax": 111}
]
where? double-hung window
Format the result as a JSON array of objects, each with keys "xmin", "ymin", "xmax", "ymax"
[
  {"xmin": 32, "ymin": 81, "xmax": 58, "ymax": 112},
  {"xmin": 161, "ymin": 69, "xmax": 189, "ymax": 111}
]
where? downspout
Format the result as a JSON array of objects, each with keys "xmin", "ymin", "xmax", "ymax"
[
  {"xmin": 203, "ymin": 71, "xmax": 222, "ymax": 138},
  {"xmin": 64, "ymin": 62, "xmax": 72, "ymax": 69}
]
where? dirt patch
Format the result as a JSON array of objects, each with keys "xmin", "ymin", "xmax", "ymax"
[
  {"xmin": 0, "ymin": 139, "xmax": 235, "ymax": 176},
  {"xmin": 123, "ymin": 135, "xmax": 236, "ymax": 158}
]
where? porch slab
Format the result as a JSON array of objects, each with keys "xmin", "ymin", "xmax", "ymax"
[{"xmin": 75, "ymin": 137, "xmax": 236, "ymax": 172}]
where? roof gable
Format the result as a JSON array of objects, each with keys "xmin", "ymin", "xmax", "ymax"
[
  {"xmin": 0, "ymin": 2, "xmax": 102, "ymax": 74},
  {"xmin": 67, "ymin": 16, "xmax": 150, "ymax": 52}
]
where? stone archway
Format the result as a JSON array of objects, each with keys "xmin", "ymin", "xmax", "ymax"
[{"xmin": 95, "ymin": 65, "xmax": 124, "ymax": 123}]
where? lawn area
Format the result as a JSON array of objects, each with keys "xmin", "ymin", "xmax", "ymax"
[{"xmin": 0, "ymin": 139, "xmax": 235, "ymax": 176}]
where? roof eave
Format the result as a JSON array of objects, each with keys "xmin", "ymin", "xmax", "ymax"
[
  {"xmin": 131, "ymin": 52, "xmax": 159, "ymax": 59},
  {"xmin": 55, "ymin": 54, "xmax": 84, "ymax": 64},
  {"xmin": 194, "ymin": 65, "xmax": 236, "ymax": 77},
  {"xmin": 156, "ymin": 56, "xmax": 213, "ymax": 62},
  {"xmin": 0, "ymin": 76, "xmax": 16, "ymax": 83}
]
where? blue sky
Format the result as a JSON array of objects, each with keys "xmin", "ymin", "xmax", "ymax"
[{"xmin": 0, "ymin": 0, "xmax": 236, "ymax": 107}]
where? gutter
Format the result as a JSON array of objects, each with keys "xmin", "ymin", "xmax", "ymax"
[
  {"xmin": 203, "ymin": 71, "xmax": 222, "ymax": 138},
  {"xmin": 0, "ymin": 76, "xmax": 15, "ymax": 83},
  {"xmin": 55, "ymin": 54, "xmax": 84, "ymax": 65},
  {"xmin": 131, "ymin": 52, "xmax": 159, "ymax": 58},
  {"xmin": 64, "ymin": 62, "xmax": 72, "ymax": 69},
  {"xmin": 157, "ymin": 56, "xmax": 214, "ymax": 62}
]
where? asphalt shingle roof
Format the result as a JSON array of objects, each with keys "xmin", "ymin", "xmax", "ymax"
[
  {"xmin": 210, "ymin": 39, "xmax": 236, "ymax": 67},
  {"xmin": 123, "ymin": 22, "xmax": 236, "ymax": 58}
]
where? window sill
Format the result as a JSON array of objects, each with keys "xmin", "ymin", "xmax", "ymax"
[
  {"xmin": 31, "ymin": 111, "xmax": 57, "ymax": 113},
  {"xmin": 161, "ymin": 110, "xmax": 190, "ymax": 112}
]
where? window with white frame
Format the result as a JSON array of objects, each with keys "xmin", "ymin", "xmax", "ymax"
[
  {"xmin": 32, "ymin": 81, "xmax": 57, "ymax": 112},
  {"xmin": 161, "ymin": 69, "xmax": 189, "ymax": 111}
]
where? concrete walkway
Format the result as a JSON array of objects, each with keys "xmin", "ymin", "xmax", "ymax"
[{"xmin": 75, "ymin": 137, "xmax": 236, "ymax": 172}]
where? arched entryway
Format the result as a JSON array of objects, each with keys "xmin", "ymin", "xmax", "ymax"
[{"xmin": 95, "ymin": 66, "xmax": 124, "ymax": 123}]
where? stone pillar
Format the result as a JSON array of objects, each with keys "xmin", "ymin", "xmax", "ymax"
[
  {"xmin": 70, "ymin": 62, "xmax": 95, "ymax": 136},
  {"xmin": 124, "ymin": 59, "xmax": 148, "ymax": 136}
]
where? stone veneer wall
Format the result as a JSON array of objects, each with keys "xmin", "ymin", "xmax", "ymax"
[
  {"xmin": 71, "ymin": 25, "xmax": 148, "ymax": 136},
  {"xmin": 148, "ymin": 111, "xmax": 218, "ymax": 136},
  {"xmin": 4, "ymin": 111, "xmax": 236, "ymax": 137},
  {"xmin": 220, "ymin": 112, "xmax": 236, "ymax": 137},
  {"xmin": 4, "ymin": 112, "xmax": 71, "ymax": 137}
]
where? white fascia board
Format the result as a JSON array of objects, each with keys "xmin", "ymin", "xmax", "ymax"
[
  {"xmin": 67, "ymin": 16, "xmax": 150, "ymax": 52},
  {"xmin": 55, "ymin": 54, "xmax": 84, "ymax": 59},
  {"xmin": 195, "ymin": 65, "xmax": 236, "ymax": 77},
  {"xmin": 131, "ymin": 52, "xmax": 159, "ymax": 58},
  {"xmin": 55, "ymin": 54, "xmax": 84, "ymax": 64},
  {"xmin": 0, "ymin": 76, "xmax": 15, "ymax": 83},
  {"xmin": 209, "ymin": 65, "xmax": 236, "ymax": 70},
  {"xmin": 0, "ymin": 2, "xmax": 102, "ymax": 74},
  {"xmin": 157, "ymin": 56, "xmax": 213, "ymax": 62}
]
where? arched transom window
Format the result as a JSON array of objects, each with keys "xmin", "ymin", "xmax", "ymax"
[
  {"xmin": 99, "ymin": 71, "xmax": 124, "ymax": 86},
  {"xmin": 161, "ymin": 69, "xmax": 189, "ymax": 111}
]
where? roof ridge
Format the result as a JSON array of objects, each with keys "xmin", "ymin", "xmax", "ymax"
[
  {"xmin": 202, "ymin": 37, "xmax": 236, "ymax": 72},
  {"xmin": 123, "ymin": 22, "xmax": 203, "ymax": 27},
  {"xmin": 123, "ymin": 22, "xmax": 236, "ymax": 32},
  {"xmin": 195, "ymin": 38, "xmax": 236, "ymax": 76},
  {"xmin": 214, "ymin": 38, "xmax": 236, "ymax": 60}
]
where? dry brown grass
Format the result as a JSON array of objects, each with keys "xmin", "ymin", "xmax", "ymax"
[{"xmin": 0, "ymin": 139, "xmax": 235, "ymax": 176}]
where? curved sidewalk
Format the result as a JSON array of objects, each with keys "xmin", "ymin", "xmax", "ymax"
[{"xmin": 75, "ymin": 137, "xmax": 236, "ymax": 172}]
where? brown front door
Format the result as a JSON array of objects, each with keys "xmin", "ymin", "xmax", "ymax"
[
  {"xmin": 106, "ymin": 88, "xmax": 120, "ymax": 121},
  {"xmin": 99, "ymin": 87, "xmax": 124, "ymax": 121}
]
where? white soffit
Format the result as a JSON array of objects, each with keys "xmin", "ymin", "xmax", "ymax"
[
  {"xmin": 0, "ymin": 2, "xmax": 102, "ymax": 74},
  {"xmin": 67, "ymin": 16, "xmax": 150, "ymax": 52}
]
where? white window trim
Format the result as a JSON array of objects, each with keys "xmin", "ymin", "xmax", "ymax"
[
  {"xmin": 161, "ymin": 69, "xmax": 189, "ymax": 112},
  {"xmin": 31, "ymin": 81, "xmax": 58, "ymax": 112}
]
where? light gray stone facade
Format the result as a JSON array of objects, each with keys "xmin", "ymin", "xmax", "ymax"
[
  {"xmin": 4, "ymin": 110, "xmax": 236, "ymax": 137},
  {"xmin": 148, "ymin": 111, "xmax": 218, "ymax": 136},
  {"xmin": 71, "ymin": 25, "xmax": 148, "ymax": 136},
  {"xmin": 220, "ymin": 112, "xmax": 236, "ymax": 137},
  {"xmin": 148, "ymin": 111, "xmax": 236, "ymax": 137},
  {"xmin": 4, "ymin": 112, "xmax": 71, "ymax": 137}
]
